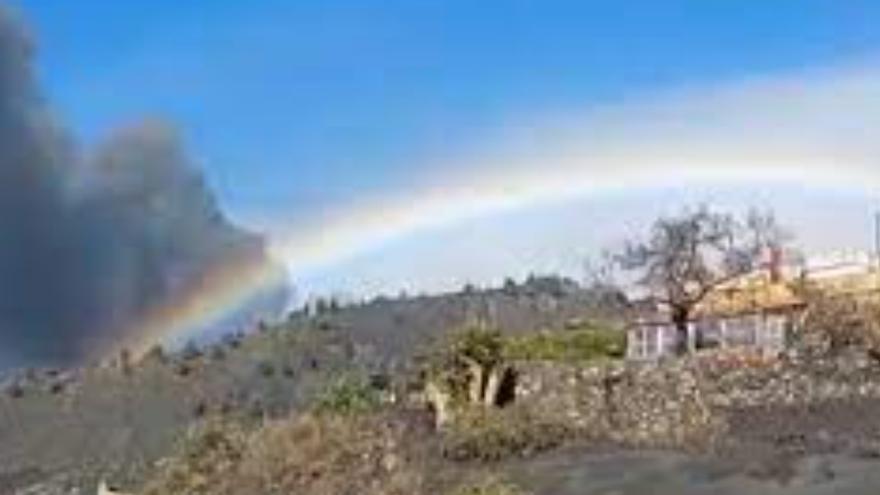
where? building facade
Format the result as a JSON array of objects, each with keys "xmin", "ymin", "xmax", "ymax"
[
  {"xmin": 627, "ymin": 312, "xmax": 793, "ymax": 360},
  {"xmin": 626, "ymin": 250, "xmax": 878, "ymax": 360}
]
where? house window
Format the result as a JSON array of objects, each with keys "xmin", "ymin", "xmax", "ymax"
[
  {"xmin": 725, "ymin": 315, "xmax": 757, "ymax": 347},
  {"xmin": 629, "ymin": 327, "xmax": 653, "ymax": 359},
  {"xmin": 659, "ymin": 324, "xmax": 677, "ymax": 356},
  {"xmin": 629, "ymin": 325, "xmax": 671, "ymax": 359},
  {"xmin": 761, "ymin": 314, "xmax": 787, "ymax": 352},
  {"xmin": 695, "ymin": 318, "xmax": 721, "ymax": 349},
  {"xmin": 644, "ymin": 327, "xmax": 657, "ymax": 357}
]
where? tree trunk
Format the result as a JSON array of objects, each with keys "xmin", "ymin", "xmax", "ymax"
[
  {"xmin": 424, "ymin": 380, "xmax": 452, "ymax": 429},
  {"xmin": 462, "ymin": 356, "xmax": 485, "ymax": 404},
  {"xmin": 672, "ymin": 306, "xmax": 690, "ymax": 355},
  {"xmin": 483, "ymin": 367, "xmax": 503, "ymax": 407}
]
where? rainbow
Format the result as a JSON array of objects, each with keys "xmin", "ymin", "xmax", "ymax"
[
  {"xmin": 109, "ymin": 62, "xmax": 880, "ymax": 359},
  {"xmin": 97, "ymin": 256, "xmax": 286, "ymax": 360}
]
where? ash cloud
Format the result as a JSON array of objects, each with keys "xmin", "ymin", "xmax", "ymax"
[{"xmin": 0, "ymin": 8, "xmax": 288, "ymax": 368}]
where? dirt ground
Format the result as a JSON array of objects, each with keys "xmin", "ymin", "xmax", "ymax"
[{"xmin": 503, "ymin": 397, "xmax": 880, "ymax": 495}]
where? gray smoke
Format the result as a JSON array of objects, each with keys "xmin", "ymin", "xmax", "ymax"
[{"xmin": 0, "ymin": 8, "xmax": 288, "ymax": 368}]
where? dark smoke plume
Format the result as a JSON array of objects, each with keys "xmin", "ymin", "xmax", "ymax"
[{"xmin": 0, "ymin": 8, "xmax": 288, "ymax": 368}]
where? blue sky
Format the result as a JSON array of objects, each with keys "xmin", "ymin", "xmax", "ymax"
[{"xmin": 12, "ymin": 1, "xmax": 880, "ymax": 297}]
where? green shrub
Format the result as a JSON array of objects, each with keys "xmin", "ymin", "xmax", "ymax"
[
  {"xmin": 281, "ymin": 364, "xmax": 295, "ymax": 378},
  {"xmin": 313, "ymin": 375, "xmax": 382, "ymax": 415},
  {"xmin": 503, "ymin": 326, "xmax": 625, "ymax": 362},
  {"xmin": 256, "ymin": 360, "xmax": 275, "ymax": 377},
  {"xmin": 450, "ymin": 328, "xmax": 505, "ymax": 369},
  {"xmin": 424, "ymin": 327, "xmax": 506, "ymax": 403}
]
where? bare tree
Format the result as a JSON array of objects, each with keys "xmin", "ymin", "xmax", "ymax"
[
  {"xmin": 615, "ymin": 205, "xmax": 788, "ymax": 354},
  {"xmin": 583, "ymin": 250, "xmax": 617, "ymax": 289}
]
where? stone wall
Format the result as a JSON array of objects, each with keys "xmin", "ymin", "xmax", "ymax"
[{"xmin": 514, "ymin": 348, "xmax": 880, "ymax": 448}]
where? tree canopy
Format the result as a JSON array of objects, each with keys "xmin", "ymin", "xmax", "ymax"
[{"xmin": 615, "ymin": 205, "xmax": 789, "ymax": 354}]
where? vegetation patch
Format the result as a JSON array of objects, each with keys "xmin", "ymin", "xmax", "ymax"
[
  {"xmin": 441, "ymin": 404, "xmax": 572, "ymax": 462},
  {"xmin": 142, "ymin": 417, "xmax": 250, "ymax": 495},
  {"xmin": 424, "ymin": 325, "xmax": 623, "ymax": 405},
  {"xmin": 424, "ymin": 328, "xmax": 507, "ymax": 404},
  {"xmin": 797, "ymin": 286, "xmax": 880, "ymax": 356},
  {"xmin": 143, "ymin": 411, "xmax": 425, "ymax": 495},
  {"xmin": 503, "ymin": 325, "xmax": 625, "ymax": 362},
  {"xmin": 312, "ymin": 374, "xmax": 383, "ymax": 415},
  {"xmin": 449, "ymin": 476, "xmax": 531, "ymax": 495}
]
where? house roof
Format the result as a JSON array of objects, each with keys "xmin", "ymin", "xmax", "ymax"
[
  {"xmin": 693, "ymin": 275, "xmax": 802, "ymax": 318},
  {"xmin": 630, "ymin": 257, "xmax": 880, "ymax": 325}
]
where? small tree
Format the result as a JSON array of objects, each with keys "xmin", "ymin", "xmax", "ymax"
[
  {"xmin": 615, "ymin": 205, "xmax": 787, "ymax": 354},
  {"xmin": 797, "ymin": 285, "xmax": 880, "ymax": 356},
  {"xmin": 313, "ymin": 297, "xmax": 328, "ymax": 315},
  {"xmin": 143, "ymin": 344, "xmax": 167, "ymax": 364},
  {"xmin": 502, "ymin": 277, "xmax": 518, "ymax": 296},
  {"xmin": 181, "ymin": 340, "xmax": 202, "ymax": 361},
  {"xmin": 423, "ymin": 327, "xmax": 511, "ymax": 428},
  {"xmin": 119, "ymin": 347, "xmax": 133, "ymax": 377}
]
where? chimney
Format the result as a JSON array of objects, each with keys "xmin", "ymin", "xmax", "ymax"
[{"xmin": 768, "ymin": 245, "xmax": 783, "ymax": 283}]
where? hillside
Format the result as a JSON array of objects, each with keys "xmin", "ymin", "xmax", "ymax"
[
  {"xmin": 13, "ymin": 274, "xmax": 880, "ymax": 495},
  {"xmin": 287, "ymin": 275, "xmax": 627, "ymax": 362},
  {"xmin": 0, "ymin": 277, "xmax": 625, "ymax": 494},
  {"xmin": 0, "ymin": 329, "xmax": 358, "ymax": 492}
]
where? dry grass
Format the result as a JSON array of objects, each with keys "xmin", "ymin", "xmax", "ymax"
[
  {"xmin": 449, "ymin": 476, "xmax": 531, "ymax": 495},
  {"xmin": 142, "ymin": 411, "xmax": 426, "ymax": 495},
  {"xmin": 141, "ymin": 417, "xmax": 249, "ymax": 495},
  {"xmin": 441, "ymin": 404, "xmax": 571, "ymax": 462},
  {"xmin": 141, "ymin": 399, "xmax": 549, "ymax": 494},
  {"xmin": 799, "ymin": 289, "xmax": 880, "ymax": 355}
]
